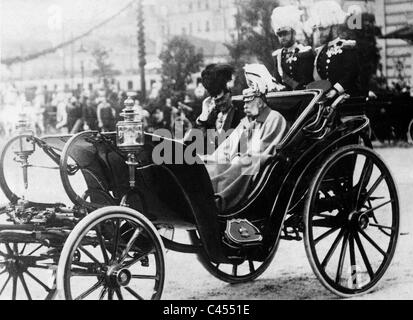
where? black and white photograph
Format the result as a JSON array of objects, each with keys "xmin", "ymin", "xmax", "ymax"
[{"xmin": 0, "ymin": 0, "xmax": 412, "ymax": 303}]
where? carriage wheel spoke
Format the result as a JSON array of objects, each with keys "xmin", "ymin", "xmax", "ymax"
[
  {"xmin": 112, "ymin": 218, "xmax": 121, "ymax": 261},
  {"xmin": 11, "ymin": 275, "xmax": 17, "ymax": 300},
  {"xmin": 71, "ymin": 270, "xmax": 101, "ymax": 277},
  {"xmin": 5, "ymin": 244, "xmax": 13, "ymax": 255},
  {"xmin": 349, "ymin": 233, "xmax": 357, "ymax": 287},
  {"xmin": 321, "ymin": 228, "xmax": 345, "ymax": 269},
  {"xmin": 108, "ymin": 288, "xmax": 114, "ymax": 300},
  {"xmin": 20, "ymin": 244, "xmax": 27, "ymax": 255},
  {"xmin": 359, "ymin": 230, "xmax": 387, "ymax": 257},
  {"xmin": 125, "ymin": 286, "xmax": 144, "ymax": 300},
  {"xmin": 0, "ymin": 275, "xmax": 11, "ymax": 295},
  {"xmin": 362, "ymin": 174, "xmax": 385, "ymax": 206},
  {"xmin": 131, "ymin": 274, "xmax": 158, "ymax": 280},
  {"xmin": 122, "ymin": 253, "xmax": 150, "ymax": 269},
  {"xmin": 25, "ymin": 270, "xmax": 51, "ymax": 292},
  {"xmin": 18, "ymin": 273, "xmax": 32, "ymax": 300},
  {"xmin": 79, "ymin": 247, "xmax": 101, "ymax": 265},
  {"xmin": 354, "ymin": 232, "xmax": 374, "ymax": 280},
  {"xmin": 118, "ymin": 228, "xmax": 142, "ymax": 265},
  {"xmin": 95, "ymin": 225, "xmax": 110, "ymax": 264},
  {"xmin": 361, "ymin": 200, "xmax": 394, "ymax": 216},
  {"xmin": 249, "ymin": 261, "xmax": 255, "ymax": 273},
  {"xmin": 369, "ymin": 223, "xmax": 394, "ymax": 232},
  {"xmin": 115, "ymin": 288, "xmax": 123, "ymax": 300},
  {"xmin": 335, "ymin": 231, "xmax": 349, "ymax": 284},
  {"xmin": 356, "ymin": 158, "xmax": 373, "ymax": 208},
  {"xmin": 99, "ymin": 286, "xmax": 108, "ymax": 300},
  {"xmin": 315, "ymin": 226, "xmax": 340, "ymax": 245},
  {"xmin": 26, "ymin": 244, "xmax": 43, "ymax": 256},
  {"xmin": 28, "ymin": 264, "xmax": 53, "ymax": 270}
]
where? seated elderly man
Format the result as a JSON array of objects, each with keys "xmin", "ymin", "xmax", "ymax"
[{"xmin": 202, "ymin": 64, "xmax": 288, "ymax": 212}]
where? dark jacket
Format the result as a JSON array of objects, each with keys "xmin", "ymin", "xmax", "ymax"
[
  {"xmin": 314, "ymin": 38, "xmax": 361, "ymax": 96},
  {"xmin": 273, "ymin": 43, "xmax": 315, "ymax": 90},
  {"xmin": 197, "ymin": 101, "xmax": 244, "ymax": 132},
  {"xmin": 191, "ymin": 100, "xmax": 245, "ymax": 154}
]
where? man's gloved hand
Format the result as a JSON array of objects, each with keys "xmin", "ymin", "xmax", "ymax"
[
  {"xmin": 198, "ymin": 96, "xmax": 215, "ymax": 122},
  {"xmin": 325, "ymin": 89, "xmax": 339, "ymax": 99}
]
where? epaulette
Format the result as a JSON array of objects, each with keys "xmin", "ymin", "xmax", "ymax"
[
  {"xmin": 297, "ymin": 44, "xmax": 312, "ymax": 52},
  {"xmin": 339, "ymin": 39, "xmax": 357, "ymax": 49},
  {"xmin": 272, "ymin": 49, "xmax": 282, "ymax": 57}
]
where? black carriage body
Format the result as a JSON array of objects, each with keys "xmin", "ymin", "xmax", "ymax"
[
  {"xmin": 0, "ymin": 87, "xmax": 401, "ymax": 300},
  {"xmin": 59, "ymin": 89, "xmax": 373, "ymax": 264}
]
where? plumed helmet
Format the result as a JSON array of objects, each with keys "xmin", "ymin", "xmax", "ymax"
[
  {"xmin": 244, "ymin": 64, "xmax": 277, "ymax": 96},
  {"xmin": 271, "ymin": 5, "xmax": 303, "ymax": 34},
  {"xmin": 307, "ymin": 0, "xmax": 348, "ymax": 28},
  {"xmin": 201, "ymin": 64, "xmax": 234, "ymax": 97}
]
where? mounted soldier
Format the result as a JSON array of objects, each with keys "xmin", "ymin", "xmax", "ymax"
[{"xmin": 271, "ymin": 5, "xmax": 315, "ymax": 91}]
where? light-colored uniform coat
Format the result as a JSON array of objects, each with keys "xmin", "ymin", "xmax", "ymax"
[{"xmin": 203, "ymin": 106, "xmax": 288, "ymax": 212}]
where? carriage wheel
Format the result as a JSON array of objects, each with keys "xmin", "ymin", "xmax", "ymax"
[
  {"xmin": 57, "ymin": 207, "xmax": 165, "ymax": 300},
  {"xmin": 60, "ymin": 131, "xmax": 111, "ymax": 209},
  {"xmin": 304, "ymin": 146, "xmax": 399, "ymax": 297},
  {"xmin": 0, "ymin": 243, "xmax": 57, "ymax": 300},
  {"xmin": 0, "ymin": 135, "xmax": 38, "ymax": 203},
  {"xmin": 189, "ymin": 231, "xmax": 278, "ymax": 284}
]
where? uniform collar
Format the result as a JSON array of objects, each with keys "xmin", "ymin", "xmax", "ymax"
[
  {"xmin": 328, "ymin": 37, "xmax": 342, "ymax": 47},
  {"xmin": 285, "ymin": 43, "xmax": 298, "ymax": 53}
]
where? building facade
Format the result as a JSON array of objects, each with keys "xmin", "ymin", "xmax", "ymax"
[
  {"xmin": 151, "ymin": 0, "xmax": 238, "ymax": 44},
  {"xmin": 375, "ymin": 0, "xmax": 413, "ymax": 91}
]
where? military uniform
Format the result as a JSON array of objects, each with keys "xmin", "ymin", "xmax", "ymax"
[
  {"xmin": 314, "ymin": 38, "xmax": 361, "ymax": 96},
  {"xmin": 273, "ymin": 44, "xmax": 315, "ymax": 90}
]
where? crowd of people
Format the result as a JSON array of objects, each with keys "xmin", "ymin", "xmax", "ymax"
[{"xmin": 0, "ymin": 83, "xmax": 206, "ymax": 139}]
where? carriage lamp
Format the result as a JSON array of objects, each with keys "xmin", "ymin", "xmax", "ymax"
[
  {"xmin": 13, "ymin": 112, "xmax": 36, "ymax": 191},
  {"xmin": 15, "ymin": 112, "xmax": 35, "ymax": 154},
  {"xmin": 116, "ymin": 95, "xmax": 144, "ymax": 152},
  {"xmin": 16, "ymin": 112, "xmax": 34, "ymax": 135},
  {"xmin": 116, "ymin": 94, "xmax": 145, "ymax": 188}
]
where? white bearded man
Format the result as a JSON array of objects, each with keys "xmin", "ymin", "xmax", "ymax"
[{"xmin": 202, "ymin": 64, "xmax": 288, "ymax": 212}]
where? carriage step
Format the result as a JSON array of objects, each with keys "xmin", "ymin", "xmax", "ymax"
[{"xmin": 225, "ymin": 219, "xmax": 263, "ymax": 246}]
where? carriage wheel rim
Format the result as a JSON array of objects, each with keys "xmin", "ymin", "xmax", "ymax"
[
  {"xmin": 304, "ymin": 146, "xmax": 399, "ymax": 297},
  {"xmin": 58, "ymin": 208, "xmax": 165, "ymax": 300},
  {"xmin": 0, "ymin": 135, "xmax": 37, "ymax": 204},
  {"xmin": 59, "ymin": 131, "xmax": 112, "ymax": 210}
]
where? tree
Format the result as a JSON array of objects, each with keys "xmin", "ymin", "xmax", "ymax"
[
  {"xmin": 158, "ymin": 36, "xmax": 204, "ymax": 105},
  {"xmin": 226, "ymin": 0, "xmax": 280, "ymax": 94},
  {"xmin": 91, "ymin": 47, "xmax": 121, "ymax": 89}
]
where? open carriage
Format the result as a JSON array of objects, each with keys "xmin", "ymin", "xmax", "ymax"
[{"xmin": 0, "ymin": 83, "xmax": 399, "ymax": 300}]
